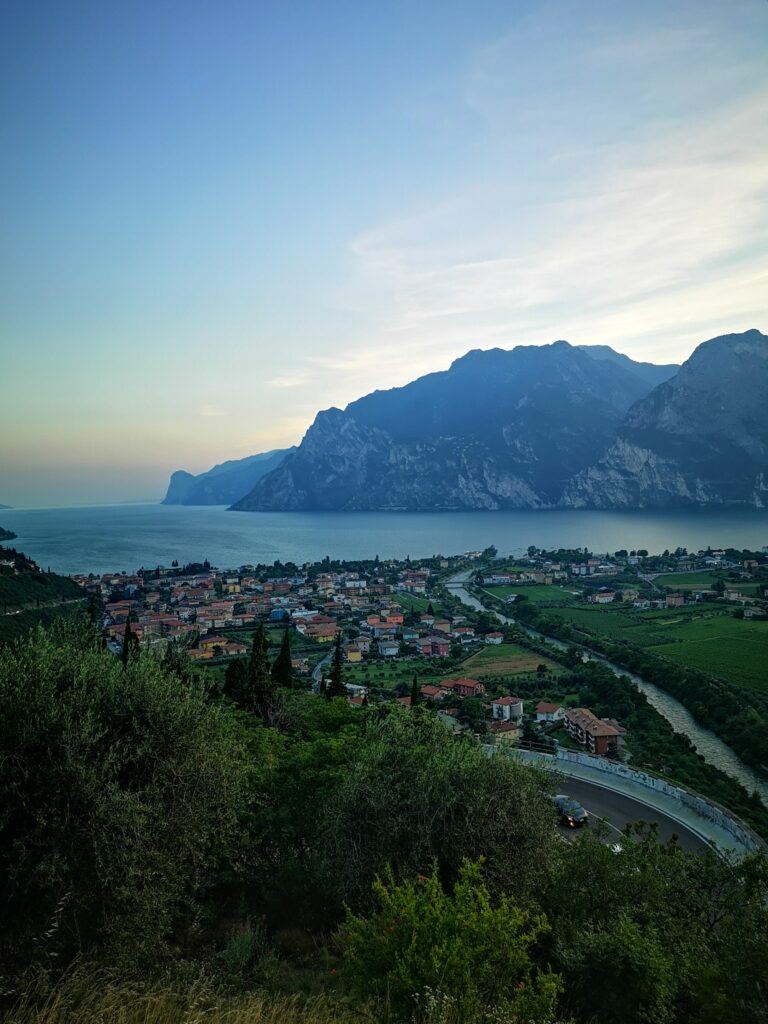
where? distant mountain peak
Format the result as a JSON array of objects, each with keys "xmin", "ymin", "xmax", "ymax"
[{"xmin": 163, "ymin": 447, "xmax": 296, "ymax": 505}]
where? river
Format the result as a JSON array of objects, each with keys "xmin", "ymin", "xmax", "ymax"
[{"xmin": 446, "ymin": 572, "xmax": 768, "ymax": 804}]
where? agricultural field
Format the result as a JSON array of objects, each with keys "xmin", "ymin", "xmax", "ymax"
[
  {"xmin": 544, "ymin": 602, "xmax": 768, "ymax": 692},
  {"xmin": 387, "ymin": 591, "xmax": 440, "ymax": 615},
  {"xmin": 646, "ymin": 615, "xmax": 768, "ymax": 692},
  {"xmin": 457, "ymin": 642, "xmax": 561, "ymax": 678},
  {"xmin": 544, "ymin": 604, "xmax": 695, "ymax": 646},
  {"xmin": 652, "ymin": 570, "xmax": 762, "ymax": 596},
  {"xmin": 485, "ymin": 584, "xmax": 578, "ymax": 603},
  {"xmin": 343, "ymin": 656, "xmax": 444, "ymax": 691}
]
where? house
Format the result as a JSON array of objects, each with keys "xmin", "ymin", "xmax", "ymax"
[
  {"xmin": 665, "ymin": 593, "xmax": 685, "ymax": 608},
  {"xmin": 442, "ymin": 677, "xmax": 485, "ymax": 698},
  {"xmin": 396, "ymin": 696, "xmax": 412, "ymax": 707},
  {"xmin": 564, "ymin": 707, "xmax": 620, "ymax": 756},
  {"xmin": 432, "ymin": 618, "xmax": 452, "ymax": 634},
  {"xmin": 490, "ymin": 695, "xmax": 524, "ymax": 722},
  {"xmin": 485, "ymin": 631, "xmax": 504, "ymax": 645},
  {"xmin": 416, "ymin": 636, "xmax": 450, "ymax": 658},
  {"xmin": 535, "ymin": 701, "xmax": 565, "ymax": 723},
  {"xmin": 355, "ymin": 634, "xmax": 373, "ymax": 653},
  {"xmin": 345, "ymin": 645, "xmax": 362, "ymax": 663},
  {"xmin": 488, "ymin": 720, "xmax": 520, "ymax": 744},
  {"xmin": 378, "ymin": 640, "xmax": 400, "ymax": 658},
  {"xmin": 589, "ymin": 589, "xmax": 615, "ymax": 605},
  {"xmin": 198, "ymin": 635, "xmax": 229, "ymax": 650},
  {"xmin": 420, "ymin": 684, "xmax": 450, "ymax": 702}
]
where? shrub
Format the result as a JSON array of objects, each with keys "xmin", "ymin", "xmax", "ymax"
[{"xmin": 340, "ymin": 859, "xmax": 561, "ymax": 1023}]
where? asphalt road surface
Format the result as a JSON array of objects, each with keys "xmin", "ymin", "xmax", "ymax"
[{"xmin": 557, "ymin": 777, "xmax": 710, "ymax": 853}]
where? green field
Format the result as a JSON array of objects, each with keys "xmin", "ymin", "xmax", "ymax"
[
  {"xmin": 387, "ymin": 591, "xmax": 440, "ymax": 615},
  {"xmin": 458, "ymin": 642, "xmax": 561, "ymax": 678},
  {"xmin": 646, "ymin": 616, "xmax": 768, "ymax": 691},
  {"xmin": 544, "ymin": 602, "xmax": 768, "ymax": 692},
  {"xmin": 652, "ymin": 571, "xmax": 721, "ymax": 591},
  {"xmin": 653, "ymin": 570, "xmax": 762, "ymax": 596},
  {"xmin": 486, "ymin": 584, "xmax": 578, "ymax": 603}
]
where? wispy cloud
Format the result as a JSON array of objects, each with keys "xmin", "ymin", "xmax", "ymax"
[
  {"xmin": 327, "ymin": 1, "xmax": 768, "ymax": 375},
  {"xmin": 264, "ymin": 376, "xmax": 308, "ymax": 389}
]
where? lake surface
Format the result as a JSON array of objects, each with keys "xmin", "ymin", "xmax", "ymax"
[{"xmin": 2, "ymin": 503, "xmax": 767, "ymax": 576}]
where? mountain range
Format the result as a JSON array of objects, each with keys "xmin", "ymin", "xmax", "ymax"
[
  {"xmin": 163, "ymin": 448, "xmax": 295, "ymax": 505},
  {"xmin": 165, "ymin": 329, "xmax": 768, "ymax": 512}
]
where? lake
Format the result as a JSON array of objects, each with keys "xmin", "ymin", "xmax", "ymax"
[{"xmin": 2, "ymin": 503, "xmax": 767, "ymax": 576}]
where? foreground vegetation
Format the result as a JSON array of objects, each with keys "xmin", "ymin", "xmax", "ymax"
[{"xmin": 2, "ymin": 619, "xmax": 767, "ymax": 1024}]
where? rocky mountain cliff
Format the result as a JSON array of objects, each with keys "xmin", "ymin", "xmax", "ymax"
[
  {"xmin": 562, "ymin": 329, "xmax": 768, "ymax": 508},
  {"xmin": 163, "ymin": 447, "xmax": 295, "ymax": 505},
  {"xmin": 232, "ymin": 341, "xmax": 683, "ymax": 511}
]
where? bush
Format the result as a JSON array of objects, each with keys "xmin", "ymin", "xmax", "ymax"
[
  {"xmin": 0, "ymin": 622, "xmax": 255, "ymax": 972},
  {"xmin": 340, "ymin": 859, "xmax": 560, "ymax": 1023}
]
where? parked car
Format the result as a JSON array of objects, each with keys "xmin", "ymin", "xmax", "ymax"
[{"xmin": 553, "ymin": 794, "xmax": 589, "ymax": 827}]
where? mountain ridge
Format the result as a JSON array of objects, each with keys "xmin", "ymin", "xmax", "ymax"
[
  {"xmin": 163, "ymin": 447, "xmax": 296, "ymax": 505},
  {"xmin": 232, "ymin": 339, "xmax": 712, "ymax": 512}
]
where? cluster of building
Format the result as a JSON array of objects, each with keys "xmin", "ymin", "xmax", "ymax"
[{"xmin": 73, "ymin": 556, "xmax": 495, "ymax": 668}]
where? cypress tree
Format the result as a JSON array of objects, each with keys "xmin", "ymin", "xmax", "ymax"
[
  {"xmin": 249, "ymin": 624, "xmax": 280, "ymax": 722},
  {"xmin": 224, "ymin": 657, "xmax": 249, "ymax": 706},
  {"xmin": 271, "ymin": 627, "xmax": 293, "ymax": 688},
  {"xmin": 410, "ymin": 672, "xmax": 419, "ymax": 707},
  {"xmin": 427, "ymin": 602, "xmax": 435, "ymax": 616},
  {"xmin": 326, "ymin": 631, "xmax": 346, "ymax": 700},
  {"xmin": 120, "ymin": 616, "xmax": 137, "ymax": 668}
]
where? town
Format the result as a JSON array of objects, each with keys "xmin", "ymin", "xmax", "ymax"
[{"xmin": 72, "ymin": 542, "xmax": 768, "ymax": 761}]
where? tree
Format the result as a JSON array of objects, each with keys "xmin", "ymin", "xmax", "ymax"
[
  {"xmin": 318, "ymin": 709, "xmax": 557, "ymax": 908},
  {"xmin": 0, "ymin": 622, "xmax": 253, "ymax": 972},
  {"xmin": 224, "ymin": 656, "xmax": 249, "ymax": 705},
  {"xmin": 120, "ymin": 614, "xmax": 138, "ymax": 668},
  {"xmin": 249, "ymin": 624, "xmax": 280, "ymax": 722},
  {"xmin": 271, "ymin": 627, "xmax": 293, "ymax": 688},
  {"xmin": 410, "ymin": 672, "xmax": 419, "ymax": 707},
  {"xmin": 427, "ymin": 602, "xmax": 435, "ymax": 616},
  {"xmin": 326, "ymin": 631, "xmax": 346, "ymax": 700},
  {"xmin": 341, "ymin": 860, "xmax": 560, "ymax": 1023}
]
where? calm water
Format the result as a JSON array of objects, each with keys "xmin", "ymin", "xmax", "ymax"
[{"xmin": 1, "ymin": 503, "xmax": 767, "ymax": 576}]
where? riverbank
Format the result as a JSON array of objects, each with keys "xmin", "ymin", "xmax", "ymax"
[{"xmin": 445, "ymin": 571, "xmax": 768, "ymax": 827}]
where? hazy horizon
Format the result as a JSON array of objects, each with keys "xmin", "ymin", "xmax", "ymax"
[{"xmin": 2, "ymin": 0, "xmax": 767, "ymax": 507}]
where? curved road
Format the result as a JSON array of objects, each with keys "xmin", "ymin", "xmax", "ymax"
[{"xmin": 557, "ymin": 776, "xmax": 709, "ymax": 852}]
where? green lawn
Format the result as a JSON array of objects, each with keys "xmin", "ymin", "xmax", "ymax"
[{"xmin": 486, "ymin": 584, "xmax": 578, "ymax": 603}]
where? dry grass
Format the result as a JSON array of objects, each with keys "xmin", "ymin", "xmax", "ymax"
[
  {"xmin": 2, "ymin": 973, "xmax": 374, "ymax": 1024},
  {"xmin": 458, "ymin": 645, "xmax": 557, "ymax": 678}
]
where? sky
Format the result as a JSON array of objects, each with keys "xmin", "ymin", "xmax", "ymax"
[{"xmin": 1, "ymin": 0, "xmax": 767, "ymax": 507}]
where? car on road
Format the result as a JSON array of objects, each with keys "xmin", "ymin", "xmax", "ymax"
[{"xmin": 553, "ymin": 794, "xmax": 589, "ymax": 827}]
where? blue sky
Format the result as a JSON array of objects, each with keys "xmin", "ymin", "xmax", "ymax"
[{"xmin": 1, "ymin": 0, "xmax": 767, "ymax": 506}]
